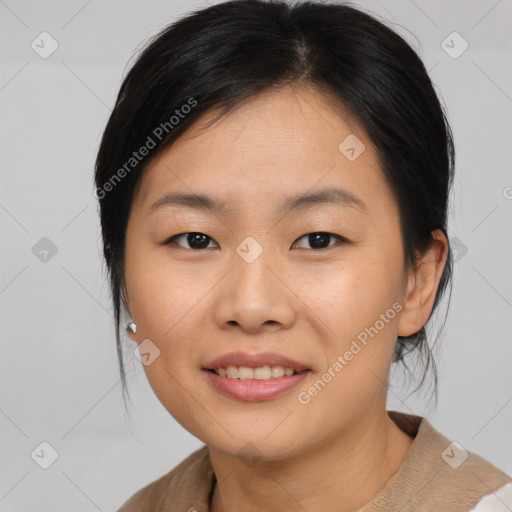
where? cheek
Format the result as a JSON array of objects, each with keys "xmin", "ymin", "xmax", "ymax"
[
  {"xmin": 293, "ymin": 270, "xmax": 399, "ymax": 429},
  {"xmin": 300, "ymin": 258, "xmax": 401, "ymax": 342},
  {"xmin": 124, "ymin": 247, "xmax": 216, "ymax": 393},
  {"xmin": 126, "ymin": 245, "xmax": 205, "ymax": 334},
  {"xmin": 293, "ymin": 256, "xmax": 402, "ymax": 407},
  {"xmin": 124, "ymin": 253, "xmax": 213, "ymax": 432}
]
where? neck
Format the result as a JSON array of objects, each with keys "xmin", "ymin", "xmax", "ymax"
[{"xmin": 209, "ymin": 409, "xmax": 414, "ymax": 512}]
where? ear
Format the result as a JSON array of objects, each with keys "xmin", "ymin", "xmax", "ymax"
[{"xmin": 397, "ymin": 229, "xmax": 449, "ymax": 337}]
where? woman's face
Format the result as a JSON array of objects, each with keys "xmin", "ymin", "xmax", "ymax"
[{"xmin": 123, "ymin": 86, "xmax": 420, "ymax": 459}]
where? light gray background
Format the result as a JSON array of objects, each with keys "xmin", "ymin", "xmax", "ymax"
[{"xmin": 1, "ymin": 0, "xmax": 511, "ymax": 510}]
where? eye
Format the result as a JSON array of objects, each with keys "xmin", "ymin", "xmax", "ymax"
[
  {"xmin": 292, "ymin": 232, "xmax": 346, "ymax": 250},
  {"xmin": 164, "ymin": 231, "xmax": 347, "ymax": 251},
  {"xmin": 165, "ymin": 232, "xmax": 218, "ymax": 250}
]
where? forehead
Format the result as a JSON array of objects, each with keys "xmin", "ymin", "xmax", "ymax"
[{"xmin": 133, "ymin": 86, "xmax": 392, "ymax": 216}]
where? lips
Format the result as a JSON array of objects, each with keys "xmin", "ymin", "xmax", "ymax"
[
  {"xmin": 203, "ymin": 368, "xmax": 310, "ymax": 401},
  {"xmin": 203, "ymin": 351, "xmax": 310, "ymax": 372}
]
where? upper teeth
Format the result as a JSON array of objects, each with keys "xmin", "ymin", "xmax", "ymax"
[{"xmin": 214, "ymin": 365, "xmax": 298, "ymax": 380}]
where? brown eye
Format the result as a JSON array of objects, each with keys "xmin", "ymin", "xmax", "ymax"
[
  {"xmin": 166, "ymin": 232, "xmax": 218, "ymax": 250},
  {"xmin": 293, "ymin": 232, "xmax": 345, "ymax": 250}
]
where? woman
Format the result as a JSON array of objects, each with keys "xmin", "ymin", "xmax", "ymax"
[{"xmin": 94, "ymin": 1, "xmax": 512, "ymax": 510}]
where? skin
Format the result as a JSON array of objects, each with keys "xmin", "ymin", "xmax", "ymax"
[{"xmin": 123, "ymin": 85, "xmax": 448, "ymax": 512}]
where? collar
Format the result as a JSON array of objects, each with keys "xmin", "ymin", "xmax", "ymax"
[{"xmin": 134, "ymin": 410, "xmax": 511, "ymax": 511}]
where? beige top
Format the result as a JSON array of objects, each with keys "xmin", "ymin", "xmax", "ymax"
[{"xmin": 117, "ymin": 411, "xmax": 512, "ymax": 511}]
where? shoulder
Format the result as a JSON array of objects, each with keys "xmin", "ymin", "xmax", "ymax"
[
  {"xmin": 381, "ymin": 411, "xmax": 512, "ymax": 511},
  {"xmin": 469, "ymin": 482, "xmax": 512, "ymax": 511},
  {"xmin": 116, "ymin": 444, "xmax": 212, "ymax": 512},
  {"xmin": 439, "ymin": 448, "xmax": 512, "ymax": 511},
  {"xmin": 407, "ymin": 416, "xmax": 511, "ymax": 510}
]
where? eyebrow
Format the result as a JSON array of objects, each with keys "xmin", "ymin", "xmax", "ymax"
[{"xmin": 147, "ymin": 187, "xmax": 368, "ymax": 216}]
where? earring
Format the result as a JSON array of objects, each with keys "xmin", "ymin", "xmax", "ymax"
[{"xmin": 126, "ymin": 321, "xmax": 137, "ymax": 334}]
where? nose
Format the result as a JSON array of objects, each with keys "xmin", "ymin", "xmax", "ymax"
[{"xmin": 213, "ymin": 245, "xmax": 296, "ymax": 334}]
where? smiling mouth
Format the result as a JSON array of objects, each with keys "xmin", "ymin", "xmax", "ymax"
[
  {"xmin": 202, "ymin": 365, "xmax": 311, "ymax": 401},
  {"xmin": 204, "ymin": 366, "xmax": 309, "ymax": 380}
]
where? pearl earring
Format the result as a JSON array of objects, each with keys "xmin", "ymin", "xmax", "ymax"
[{"xmin": 126, "ymin": 321, "xmax": 137, "ymax": 334}]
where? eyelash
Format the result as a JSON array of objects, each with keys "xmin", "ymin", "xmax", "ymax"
[{"xmin": 163, "ymin": 232, "xmax": 348, "ymax": 251}]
